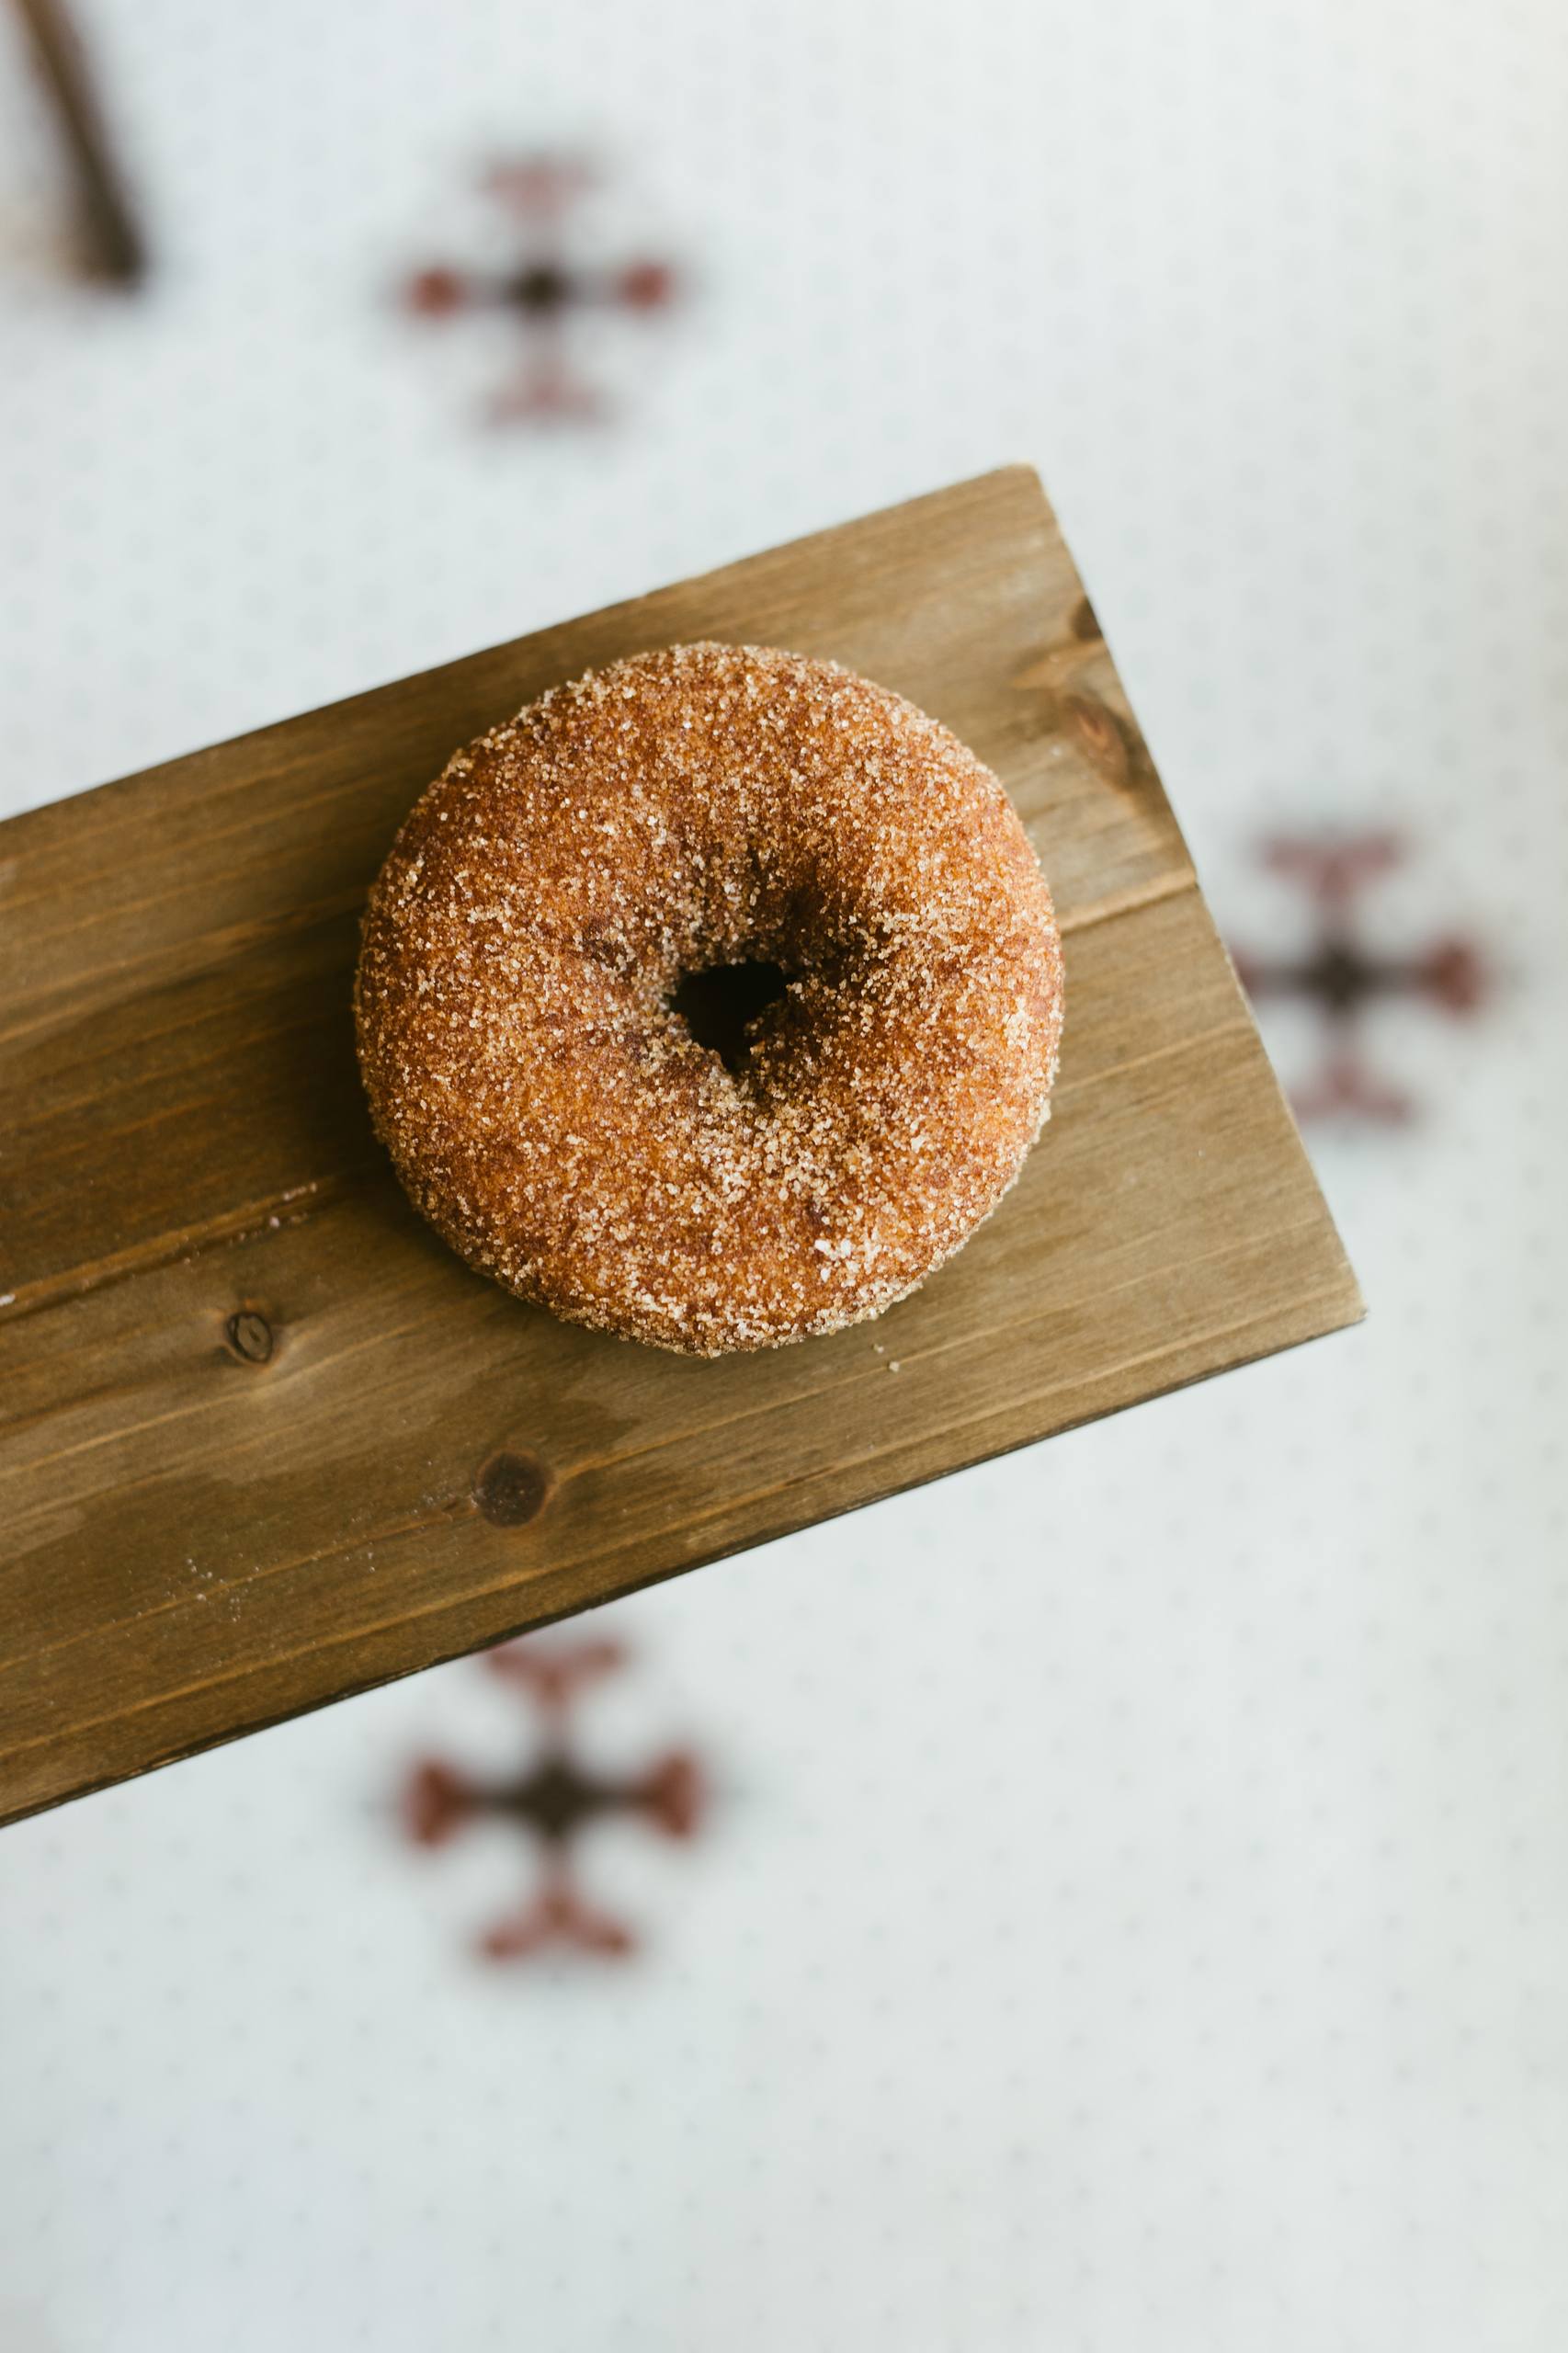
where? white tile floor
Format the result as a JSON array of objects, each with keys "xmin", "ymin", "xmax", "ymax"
[{"xmin": 1, "ymin": 2, "xmax": 1565, "ymax": 2347}]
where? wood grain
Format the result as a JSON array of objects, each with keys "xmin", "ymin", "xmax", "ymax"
[{"xmin": 0, "ymin": 467, "xmax": 1360, "ymax": 1824}]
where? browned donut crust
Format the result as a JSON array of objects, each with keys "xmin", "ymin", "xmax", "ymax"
[{"xmin": 354, "ymin": 642, "xmax": 1063, "ymax": 1356}]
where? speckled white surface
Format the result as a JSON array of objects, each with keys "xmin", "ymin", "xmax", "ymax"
[{"xmin": 2, "ymin": 2, "xmax": 1566, "ymax": 2347}]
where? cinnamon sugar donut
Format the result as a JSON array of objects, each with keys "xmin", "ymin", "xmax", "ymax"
[{"xmin": 354, "ymin": 642, "xmax": 1063, "ymax": 1356}]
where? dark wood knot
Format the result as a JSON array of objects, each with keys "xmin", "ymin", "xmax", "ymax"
[
  {"xmin": 1062, "ymin": 693, "xmax": 1131, "ymax": 791},
  {"xmin": 474, "ymin": 1450, "xmax": 552, "ymax": 1527},
  {"xmin": 224, "ymin": 1310, "xmax": 274, "ymax": 1365}
]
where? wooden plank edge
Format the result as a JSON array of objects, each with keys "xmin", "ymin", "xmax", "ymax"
[
  {"xmin": 0, "ymin": 1266, "xmax": 1362, "ymax": 1830},
  {"xmin": 2, "ymin": 467, "xmax": 1050, "ymax": 845}
]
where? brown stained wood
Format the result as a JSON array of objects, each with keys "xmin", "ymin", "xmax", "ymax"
[{"xmin": 0, "ymin": 467, "xmax": 1360, "ymax": 1824}]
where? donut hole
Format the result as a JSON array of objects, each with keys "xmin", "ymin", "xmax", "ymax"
[{"xmin": 668, "ymin": 959, "xmax": 790, "ymax": 1073}]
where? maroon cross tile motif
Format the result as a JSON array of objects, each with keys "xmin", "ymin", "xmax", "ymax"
[
  {"xmin": 403, "ymin": 1637, "xmax": 706, "ymax": 1961},
  {"xmin": 1232, "ymin": 833, "xmax": 1487, "ymax": 1121},
  {"xmin": 403, "ymin": 154, "xmax": 679, "ymax": 423}
]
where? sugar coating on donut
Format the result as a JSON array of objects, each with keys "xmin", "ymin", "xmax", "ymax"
[{"xmin": 354, "ymin": 642, "xmax": 1063, "ymax": 1356}]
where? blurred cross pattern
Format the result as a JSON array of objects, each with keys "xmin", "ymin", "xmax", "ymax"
[
  {"xmin": 1233, "ymin": 834, "xmax": 1489, "ymax": 1122},
  {"xmin": 403, "ymin": 154, "xmax": 679, "ymax": 424},
  {"xmin": 403, "ymin": 1638, "xmax": 707, "ymax": 1961}
]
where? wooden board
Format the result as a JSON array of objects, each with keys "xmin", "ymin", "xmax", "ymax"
[{"xmin": 0, "ymin": 467, "xmax": 1361, "ymax": 1826}]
